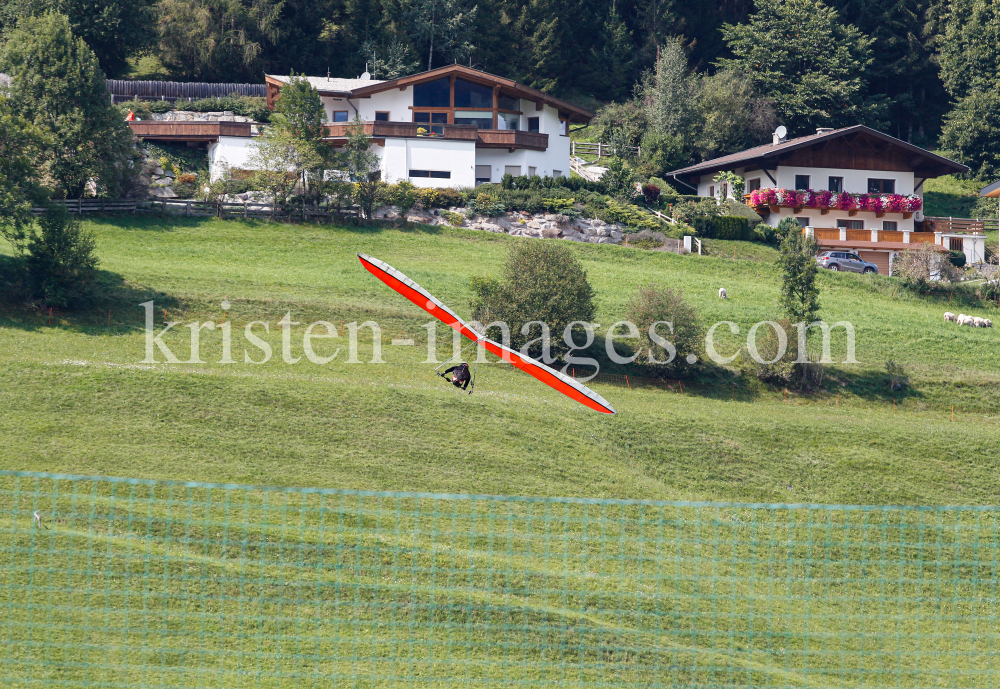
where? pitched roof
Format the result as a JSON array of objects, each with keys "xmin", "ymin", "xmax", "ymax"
[
  {"xmin": 268, "ymin": 65, "xmax": 595, "ymax": 123},
  {"xmin": 266, "ymin": 75, "xmax": 386, "ymax": 96},
  {"xmin": 669, "ymin": 125, "xmax": 968, "ymax": 180},
  {"xmin": 979, "ymin": 179, "xmax": 1000, "ymax": 198}
]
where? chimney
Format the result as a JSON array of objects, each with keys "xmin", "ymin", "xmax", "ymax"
[{"xmin": 816, "ymin": 127, "xmax": 834, "ymax": 135}]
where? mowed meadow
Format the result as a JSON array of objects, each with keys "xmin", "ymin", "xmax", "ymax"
[
  {"xmin": 4, "ymin": 216, "xmax": 1000, "ymax": 689},
  {"xmin": 1, "ymin": 215, "xmax": 999, "ymax": 506}
]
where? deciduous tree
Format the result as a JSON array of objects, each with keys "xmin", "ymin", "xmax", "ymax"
[{"xmin": 719, "ymin": 0, "xmax": 885, "ymax": 134}]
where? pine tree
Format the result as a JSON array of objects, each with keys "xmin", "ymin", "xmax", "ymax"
[
  {"xmin": 936, "ymin": 0, "xmax": 1000, "ymax": 99},
  {"xmin": 0, "ymin": 0, "xmax": 156, "ymax": 78},
  {"xmin": 405, "ymin": 0, "xmax": 477, "ymax": 71},
  {"xmin": 596, "ymin": 8, "xmax": 634, "ymax": 102},
  {"xmin": 156, "ymin": 0, "xmax": 283, "ymax": 81},
  {"xmin": 0, "ymin": 100, "xmax": 45, "ymax": 254},
  {"xmin": 0, "ymin": 12, "xmax": 139, "ymax": 198},
  {"xmin": 719, "ymin": 0, "xmax": 885, "ymax": 135}
]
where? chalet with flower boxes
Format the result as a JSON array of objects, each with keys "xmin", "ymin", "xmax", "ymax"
[
  {"xmin": 669, "ymin": 125, "xmax": 987, "ymax": 275},
  {"xmin": 253, "ymin": 65, "xmax": 593, "ymax": 188}
]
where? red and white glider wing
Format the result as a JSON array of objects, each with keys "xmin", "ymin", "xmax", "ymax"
[
  {"xmin": 479, "ymin": 338, "xmax": 616, "ymax": 415},
  {"xmin": 358, "ymin": 252, "xmax": 616, "ymax": 415},
  {"xmin": 358, "ymin": 252, "xmax": 481, "ymax": 341}
]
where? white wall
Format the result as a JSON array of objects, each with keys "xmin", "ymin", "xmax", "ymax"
[
  {"xmin": 348, "ymin": 88, "xmax": 414, "ymax": 121},
  {"xmin": 207, "ymin": 136, "xmax": 257, "ymax": 181},
  {"xmin": 694, "ymin": 164, "xmax": 920, "ymax": 231},
  {"xmin": 378, "ymin": 138, "xmax": 476, "ymax": 188},
  {"xmin": 763, "ymin": 206, "xmax": 916, "ymax": 232}
]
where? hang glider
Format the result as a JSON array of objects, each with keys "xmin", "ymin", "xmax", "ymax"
[{"xmin": 358, "ymin": 253, "xmax": 616, "ymax": 415}]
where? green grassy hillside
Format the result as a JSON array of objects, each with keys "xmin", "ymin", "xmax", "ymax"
[
  {"xmin": 4, "ymin": 216, "xmax": 1000, "ymax": 688},
  {"xmin": 2, "ymin": 216, "xmax": 999, "ymax": 506}
]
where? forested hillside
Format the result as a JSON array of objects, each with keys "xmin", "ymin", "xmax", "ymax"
[{"xmin": 3, "ymin": 0, "xmax": 1000, "ymax": 176}]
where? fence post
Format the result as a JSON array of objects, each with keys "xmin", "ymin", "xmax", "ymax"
[{"xmin": 186, "ymin": 201, "xmax": 191, "ymax": 217}]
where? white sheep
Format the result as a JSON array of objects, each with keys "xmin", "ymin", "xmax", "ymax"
[
  {"xmin": 957, "ymin": 314, "xmax": 973, "ymax": 326},
  {"xmin": 718, "ymin": 288, "xmax": 727, "ymax": 299},
  {"xmin": 974, "ymin": 316, "xmax": 986, "ymax": 328},
  {"xmin": 944, "ymin": 312, "xmax": 957, "ymax": 322},
  {"xmin": 986, "ymin": 319, "xmax": 994, "ymax": 328}
]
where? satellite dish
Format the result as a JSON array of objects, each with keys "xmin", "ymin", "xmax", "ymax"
[
  {"xmin": 775, "ymin": 125, "xmax": 787, "ymax": 140},
  {"xmin": 360, "ymin": 71, "xmax": 371, "ymax": 81}
]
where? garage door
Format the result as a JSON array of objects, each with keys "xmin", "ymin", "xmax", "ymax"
[{"xmin": 859, "ymin": 251, "xmax": 890, "ymax": 275}]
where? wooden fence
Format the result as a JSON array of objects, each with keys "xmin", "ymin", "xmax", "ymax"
[{"xmin": 570, "ymin": 141, "xmax": 640, "ymax": 159}]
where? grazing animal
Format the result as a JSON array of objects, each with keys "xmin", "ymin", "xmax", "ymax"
[
  {"xmin": 944, "ymin": 312, "xmax": 957, "ymax": 322},
  {"xmin": 957, "ymin": 314, "xmax": 973, "ymax": 326},
  {"xmin": 718, "ymin": 288, "xmax": 727, "ymax": 299},
  {"xmin": 985, "ymin": 319, "xmax": 993, "ymax": 328},
  {"xmin": 974, "ymin": 316, "xmax": 986, "ymax": 327}
]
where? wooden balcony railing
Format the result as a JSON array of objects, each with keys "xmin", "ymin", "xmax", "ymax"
[
  {"xmin": 128, "ymin": 121, "xmax": 252, "ymax": 141},
  {"xmin": 922, "ymin": 217, "xmax": 997, "ymax": 234},
  {"xmin": 476, "ymin": 129, "xmax": 549, "ymax": 151},
  {"xmin": 323, "ymin": 121, "xmax": 479, "ymax": 141},
  {"xmin": 808, "ymin": 228, "xmax": 961, "ymax": 247}
]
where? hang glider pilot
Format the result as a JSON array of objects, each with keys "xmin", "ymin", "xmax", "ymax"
[{"xmin": 442, "ymin": 362, "xmax": 472, "ymax": 391}]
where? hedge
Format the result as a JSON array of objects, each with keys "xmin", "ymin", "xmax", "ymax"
[{"xmin": 689, "ymin": 215, "xmax": 755, "ymax": 240}]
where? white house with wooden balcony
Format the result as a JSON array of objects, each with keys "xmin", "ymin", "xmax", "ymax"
[
  {"xmin": 668, "ymin": 125, "xmax": 988, "ymax": 275},
  {"xmin": 253, "ymin": 65, "xmax": 592, "ymax": 188}
]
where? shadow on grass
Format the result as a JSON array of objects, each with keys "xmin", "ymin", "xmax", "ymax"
[{"xmin": 0, "ymin": 258, "xmax": 180, "ymax": 334}]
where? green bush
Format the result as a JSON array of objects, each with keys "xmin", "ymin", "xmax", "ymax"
[
  {"xmin": 25, "ymin": 204, "xmax": 99, "ymax": 308},
  {"xmin": 470, "ymin": 242, "xmax": 596, "ymax": 360},
  {"xmin": 187, "ymin": 94, "xmax": 270, "ymax": 122},
  {"xmin": 116, "ymin": 99, "xmax": 151, "ymax": 119},
  {"xmin": 441, "ymin": 210, "xmax": 465, "ymax": 226},
  {"xmin": 626, "ymin": 284, "xmax": 702, "ymax": 376},
  {"xmin": 149, "ymin": 100, "xmax": 173, "ymax": 113},
  {"xmin": 948, "ymin": 249, "xmax": 967, "ymax": 267},
  {"xmin": 754, "ymin": 223, "xmax": 777, "ymax": 244}
]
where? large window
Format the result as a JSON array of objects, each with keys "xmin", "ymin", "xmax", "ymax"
[
  {"xmin": 332, "ymin": 111, "xmax": 348, "ymax": 122},
  {"xmin": 454, "ymin": 110, "xmax": 493, "ymax": 128},
  {"xmin": 454, "ymin": 79, "xmax": 493, "ymax": 108},
  {"xmin": 868, "ymin": 178, "xmax": 895, "ymax": 194},
  {"xmin": 828, "ymin": 176, "xmax": 843, "ymax": 193},
  {"xmin": 504, "ymin": 165, "xmax": 521, "ymax": 177},
  {"xmin": 882, "ymin": 221, "xmax": 898, "ymax": 231},
  {"xmin": 747, "ymin": 178, "xmax": 761, "ymax": 192},
  {"xmin": 413, "ymin": 111, "xmax": 447, "ymax": 135},
  {"xmin": 413, "ymin": 78, "xmax": 450, "ymax": 107},
  {"xmin": 475, "ymin": 165, "xmax": 491, "ymax": 184},
  {"xmin": 409, "ymin": 170, "xmax": 451, "ymax": 179},
  {"xmin": 498, "ymin": 112, "xmax": 519, "ymax": 130},
  {"xmin": 794, "ymin": 174, "xmax": 810, "ymax": 190},
  {"xmin": 837, "ymin": 219, "xmax": 864, "ymax": 229},
  {"xmin": 498, "ymin": 93, "xmax": 518, "ymax": 111},
  {"xmin": 374, "ymin": 111, "xmax": 389, "ymax": 121}
]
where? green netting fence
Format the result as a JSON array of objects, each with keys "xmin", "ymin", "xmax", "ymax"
[{"xmin": 2, "ymin": 470, "xmax": 999, "ymax": 688}]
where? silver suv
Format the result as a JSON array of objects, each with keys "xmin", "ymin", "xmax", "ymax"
[{"xmin": 816, "ymin": 251, "xmax": 879, "ymax": 274}]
